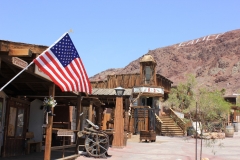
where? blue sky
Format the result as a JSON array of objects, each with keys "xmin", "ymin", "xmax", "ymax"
[{"xmin": 0, "ymin": 1, "xmax": 239, "ymax": 77}]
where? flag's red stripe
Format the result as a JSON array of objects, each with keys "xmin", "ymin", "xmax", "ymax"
[
  {"xmin": 68, "ymin": 62, "xmax": 83, "ymax": 91},
  {"xmin": 34, "ymin": 56, "xmax": 65, "ymax": 91},
  {"xmin": 76, "ymin": 58, "xmax": 88, "ymax": 92},
  {"xmin": 44, "ymin": 52, "xmax": 71, "ymax": 91},
  {"xmin": 65, "ymin": 65, "xmax": 79, "ymax": 91},
  {"xmin": 45, "ymin": 51, "xmax": 76, "ymax": 91},
  {"xmin": 79, "ymin": 58, "xmax": 92, "ymax": 94},
  {"xmin": 73, "ymin": 58, "xmax": 86, "ymax": 92},
  {"xmin": 75, "ymin": 58, "xmax": 88, "ymax": 93},
  {"xmin": 39, "ymin": 53, "xmax": 71, "ymax": 91},
  {"xmin": 79, "ymin": 59, "xmax": 89, "ymax": 93}
]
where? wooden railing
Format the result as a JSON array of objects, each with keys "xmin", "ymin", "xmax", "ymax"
[
  {"xmin": 145, "ymin": 106, "xmax": 163, "ymax": 135},
  {"xmin": 155, "ymin": 114, "xmax": 163, "ymax": 135},
  {"xmin": 169, "ymin": 108, "xmax": 186, "ymax": 135}
]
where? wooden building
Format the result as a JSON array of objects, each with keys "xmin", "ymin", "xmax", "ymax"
[
  {"xmin": 89, "ymin": 54, "xmax": 173, "ymax": 137},
  {"xmin": 0, "ymin": 40, "xmax": 102, "ymax": 158},
  {"xmin": 224, "ymin": 95, "xmax": 240, "ymax": 123},
  {"xmin": 0, "ymin": 39, "xmax": 179, "ymax": 158}
]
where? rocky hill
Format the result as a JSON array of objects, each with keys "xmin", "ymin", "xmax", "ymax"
[{"xmin": 90, "ymin": 29, "xmax": 240, "ymax": 96}]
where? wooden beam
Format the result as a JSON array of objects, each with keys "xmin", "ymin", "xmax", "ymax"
[
  {"xmin": 88, "ymin": 101, "xmax": 93, "ymax": 122},
  {"xmin": 75, "ymin": 94, "xmax": 82, "ymax": 154},
  {"xmin": 0, "ymin": 40, "xmax": 48, "ymax": 54},
  {"xmin": 44, "ymin": 83, "xmax": 55, "ymax": 160},
  {"xmin": 9, "ymin": 49, "xmax": 32, "ymax": 57},
  {"xmin": 51, "ymin": 144, "xmax": 76, "ymax": 150}
]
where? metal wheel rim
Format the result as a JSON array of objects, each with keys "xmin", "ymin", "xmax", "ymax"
[{"xmin": 84, "ymin": 131, "xmax": 109, "ymax": 157}]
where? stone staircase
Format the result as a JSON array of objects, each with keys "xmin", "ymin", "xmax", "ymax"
[{"xmin": 160, "ymin": 115, "xmax": 185, "ymax": 136}]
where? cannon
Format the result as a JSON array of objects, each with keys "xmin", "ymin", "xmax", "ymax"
[{"xmin": 77, "ymin": 119, "xmax": 110, "ymax": 158}]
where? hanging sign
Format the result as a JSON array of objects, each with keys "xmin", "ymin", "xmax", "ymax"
[
  {"xmin": 133, "ymin": 87, "xmax": 164, "ymax": 94},
  {"xmin": 12, "ymin": 57, "xmax": 28, "ymax": 69}
]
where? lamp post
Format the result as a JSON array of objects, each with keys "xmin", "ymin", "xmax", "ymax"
[{"xmin": 112, "ymin": 87, "xmax": 125, "ymax": 148}]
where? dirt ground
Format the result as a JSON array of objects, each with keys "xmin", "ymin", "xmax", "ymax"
[{"xmin": 76, "ymin": 132, "xmax": 240, "ymax": 160}]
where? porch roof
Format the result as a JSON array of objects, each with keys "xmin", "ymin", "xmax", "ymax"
[{"xmin": 91, "ymin": 88, "xmax": 132, "ymax": 96}]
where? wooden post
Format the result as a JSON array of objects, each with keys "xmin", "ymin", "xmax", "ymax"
[
  {"xmin": 44, "ymin": 83, "xmax": 55, "ymax": 160},
  {"xmin": 62, "ymin": 136, "xmax": 65, "ymax": 158},
  {"xmin": 76, "ymin": 95, "xmax": 82, "ymax": 131},
  {"xmin": 97, "ymin": 107, "xmax": 103, "ymax": 130},
  {"xmin": 92, "ymin": 106, "xmax": 96, "ymax": 124},
  {"xmin": 112, "ymin": 96, "xmax": 124, "ymax": 148},
  {"xmin": 75, "ymin": 94, "xmax": 82, "ymax": 154},
  {"xmin": 88, "ymin": 101, "xmax": 93, "ymax": 122},
  {"xmin": 159, "ymin": 97, "xmax": 163, "ymax": 117},
  {"xmin": 124, "ymin": 97, "xmax": 129, "ymax": 131}
]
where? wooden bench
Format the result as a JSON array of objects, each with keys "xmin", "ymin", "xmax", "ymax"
[{"xmin": 25, "ymin": 132, "xmax": 42, "ymax": 154}]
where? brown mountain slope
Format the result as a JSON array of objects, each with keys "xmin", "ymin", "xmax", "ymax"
[
  {"xmin": 90, "ymin": 29, "xmax": 240, "ymax": 96},
  {"xmin": 90, "ymin": 68, "xmax": 123, "ymax": 81}
]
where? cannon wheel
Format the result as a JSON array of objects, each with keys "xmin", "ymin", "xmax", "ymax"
[{"xmin": 84, "ymin": 131, "xmax": 109, "ymax": 157}]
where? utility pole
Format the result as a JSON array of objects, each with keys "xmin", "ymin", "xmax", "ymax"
[{"xmin": 195, "ymin": 102, "xmax": 198, "ymax": 160}]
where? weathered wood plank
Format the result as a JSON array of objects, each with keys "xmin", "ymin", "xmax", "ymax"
[
  {"xmin": 9, "ymin": 49, "xmax": 32, "ymax": 57},
  {"xmin": 55, "ymin": 154, "xmax": 79, "ymax": 160},
  {"xmin": 0, "ymin": 40, "xmax": 47, "ymax": 54},
  {"xmin": 51, "ymin": 144, "xmax": 76, "ymax": 150}
]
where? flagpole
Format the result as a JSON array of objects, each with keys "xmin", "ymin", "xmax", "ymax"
[{"xmin": 0, "ymin": 61, "xmax": 34, "ymax": 91}]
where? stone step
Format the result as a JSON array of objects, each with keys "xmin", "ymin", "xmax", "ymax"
[
  {"xmin": 156, "ymin": 115, "xmax": 185, "ymax": 136},
  {"xmin": 162, "ymin": 125, "xmax": 178, "ymax": 127},
  {"xmin": 162, "ymin": 127, "xmax": 182, "ymax": 130},
  {"xmin": 161, "ymin": 129, "xmax": 183, "ymax": 132},
  {"xmin": 161, "ymin": 118, "xmax": 173, "ymax": 120},
  {"xmin": 161, "ymin": 131, "xmax": 183, "ymax": 134},
  {"xmin": 162, "ymin": 122, "xmax": 177, "ymax": 124},
  {"xmin": 162, "ymin": 133, "xmax": 184, "ymax": 136},
  {"xmin": 162, "ymin": 124, "xmax": 179, "ymax": 126}
]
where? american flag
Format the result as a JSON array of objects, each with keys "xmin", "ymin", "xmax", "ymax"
[{"xmin": 34, "ymin": 33, "xmax": 92, "ymax": 94}]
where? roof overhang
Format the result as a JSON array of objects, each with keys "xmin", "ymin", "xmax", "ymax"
[{"xmin": 91, "ymin": 88, "xmax": 132, "ymax": 96}]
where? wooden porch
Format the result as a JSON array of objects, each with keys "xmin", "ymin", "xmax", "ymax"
[{"xmin": 0, "ymin": 149, "xmax": 77, "ymax": 160}]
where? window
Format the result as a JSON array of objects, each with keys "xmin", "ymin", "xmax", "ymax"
[
  {"xmin": 145, "ymin": 66, "xmax": 152, "ymax": 84},
  {"xmin": 15, "ymin": 108, "xmax": 24, "ymax": 137},
  {"xmin": 141, "ymin": 98, "xmax": 146, "ymax": 106}
]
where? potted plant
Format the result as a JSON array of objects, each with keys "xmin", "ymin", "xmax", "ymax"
[{"xmin": 43, "ymin": 96, "xmax": 57, "ymax": 123}]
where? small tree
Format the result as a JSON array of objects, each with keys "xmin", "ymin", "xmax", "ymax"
[
  {"xmin": 184, "ymin": 88, "xmax": 231, "ymax": 132},
  {"xmin": 165, "ymin": 74, "xmax": 231, "ymax": 159},
  {"xmin": 166, "ymin": 74, "xmax": 196, "ymax": 112},
  {"xmin": 166, "ymin": 74, "xmax": 230, "ymax": 131}
]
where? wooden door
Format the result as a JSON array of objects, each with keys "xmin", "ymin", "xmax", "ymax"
[{"xmin": 3, "ymin": 97, "xmax": 30, "ymax": 157}]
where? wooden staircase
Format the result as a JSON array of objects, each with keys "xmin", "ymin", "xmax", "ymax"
[{"xmin": 160, "ymin": 115, "xmax": 185, "ymax": 136}]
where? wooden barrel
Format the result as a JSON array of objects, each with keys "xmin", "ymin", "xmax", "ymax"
[{"xmin": 225, "ymin": 125, "xmax": 234, "ymax": 137}]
